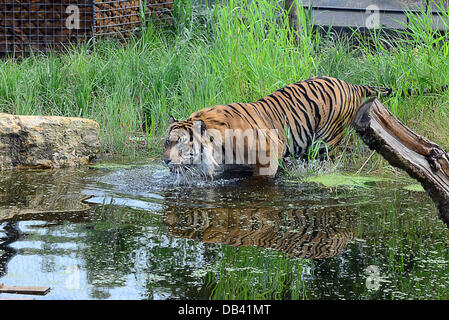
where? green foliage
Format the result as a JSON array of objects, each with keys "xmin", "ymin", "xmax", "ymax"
[
  {"xmin": 306, "ymin": 138, "xmax": 329, "ymax": 162},
  {"xmin": 0, "ymin": 0, "xmax": 448, "ymax": 161}
]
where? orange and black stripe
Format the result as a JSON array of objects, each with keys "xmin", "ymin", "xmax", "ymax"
[{"xmin": 170, "ymin": 76, "xmax": 394, "ymax": 161}]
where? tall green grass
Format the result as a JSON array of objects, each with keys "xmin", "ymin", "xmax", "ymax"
[{"xmin": 0, "ymin": 0, "xmax": 448, "ymax": 164}]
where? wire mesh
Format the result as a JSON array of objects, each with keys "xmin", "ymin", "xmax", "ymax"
[
  {"xmin": 0, "ymin": 0, "xmax": 174, "ymax": 55},
  {"xmin": 94, "ymin": 0, "xmax": 174, "ymax": 36}
]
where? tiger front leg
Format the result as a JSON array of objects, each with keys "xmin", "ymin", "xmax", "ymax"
[{"xmin": 253, "ymin": 132, "xmax": 282, "ymax": 177}]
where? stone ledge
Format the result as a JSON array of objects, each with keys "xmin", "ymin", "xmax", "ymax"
[{"xmin": 0, "ymin": 113, "xmax": 100, "ymax": 169}]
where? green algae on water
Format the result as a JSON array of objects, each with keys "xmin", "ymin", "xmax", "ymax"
[
  {"xmin": 89, "ymin": 163, "xmax": 135, "ymax": 170},
  {"xmin": 305, "ymin": 173, "xmax": 387, "ymax": 188},
  {"xmin": 404, "ymin": 183, "xmax": 425, "ymax": 192}
]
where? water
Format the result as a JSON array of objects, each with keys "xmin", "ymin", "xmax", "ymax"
[{"xmin": 0, "ymin": 163, "xmax": 448, "ymax": 299}]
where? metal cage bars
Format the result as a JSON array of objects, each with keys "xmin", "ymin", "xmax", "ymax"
[{"xmin": 0, "ymin": 0, "xmax": 174, "ymax": 54}]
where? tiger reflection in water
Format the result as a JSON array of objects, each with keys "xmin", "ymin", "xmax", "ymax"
[{"xmin": 163, "ymin": 204, "xmax": 358, "ymax": 259}]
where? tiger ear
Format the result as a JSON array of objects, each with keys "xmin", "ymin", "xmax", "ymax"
[{"xmin": 168, "ymin": 116, "xmax": 178, "ymax": 124}]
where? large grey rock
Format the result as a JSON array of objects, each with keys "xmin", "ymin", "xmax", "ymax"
[{"xmin": 0, "ymin": 113, "xmax": 100, "ymax": 169}]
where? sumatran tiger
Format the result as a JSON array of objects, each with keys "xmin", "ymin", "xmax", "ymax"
[{"xmin": 163, "ymin": 76, "xmax": 392, "ymax": 178}]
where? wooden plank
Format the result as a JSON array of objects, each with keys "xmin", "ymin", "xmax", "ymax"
[
  {"xmin": 353, "ymin": 97, "xmax": 449, "ymax": 228},
  {"xmin": 0, "ymin": 296, "xmax": 35, "ymax": 300},
  {"xmin": 0, "ymin": 285, "xmax": 50, "ymax": 295}
]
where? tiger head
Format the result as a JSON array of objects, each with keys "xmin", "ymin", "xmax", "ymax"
[{"xmin": 162, "ymin": 116, "xmax": 219, "ymax": 178}]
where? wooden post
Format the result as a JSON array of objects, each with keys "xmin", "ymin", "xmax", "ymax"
[
  {"xmin": 283, "ymin": 0, "xmax": 299, "ymax": 32},
  {"xmin": 353, "ymin": 98, "xmax": 449, "ymax": 228},
  {"xmin": 0, "ymin": 283, "xmax": 50, "ymax": 295}
]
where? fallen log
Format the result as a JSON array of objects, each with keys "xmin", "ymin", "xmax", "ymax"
[{"xmin": 353, "ymin": 97, "xmax": 449, "ymax": 228}]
